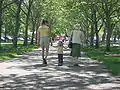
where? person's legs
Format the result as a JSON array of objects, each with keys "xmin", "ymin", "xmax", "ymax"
[
  {"xmin": 40, "ymin": 37, "xmax": 47, "ymax": 65},
  {"xmin": 41, "ymin": 44, "xmax": 47, "ymax": 64},
  {"xmin": 58, "ymin": 54, "xmax": 63, "ymax": 66},
  {"xmin": 58, "ymin": 54, "xmax": 60, "ymax": 65},
  {"xmin": 41, "ymin": 37, "xmax": 49, "ymax": 65},
  {"xmin": 44, "ymin": 37, "xmax": 50, "ymax": 59},
  {"xmin": 73, "ymin": 57, "xmax": 79, "ymax": 66},
  {"xmin": 40, "ymin": 37, "xmax": 44, "ymax": 59},
  {"xmin": 61, "ymin": 54, "xmax": 63, "ymax": 65},
  {"xmin": 45, "ymin": 44, "xmax": 49, "ymax": 59},
  {"xmin": 41, "ymin": 44, "xmax": 45, "ymax": 60}
]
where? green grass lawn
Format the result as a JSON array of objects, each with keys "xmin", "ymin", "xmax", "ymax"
[
  {"xmin": 0, "ymin": 41, "xmax": 38, "ymax": 60},
  {"xmin": 82, "ymin": 46, "xmax": 120, "ymax": 75}
]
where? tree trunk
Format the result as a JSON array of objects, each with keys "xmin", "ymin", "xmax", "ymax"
[
  {"xmin": 0, "ymin": 1, "xmax": 3, "ymax": 49},
  {"xmin": 23, "ymin": 0, "xmax": 33, "ymax": 46},
  {"xmin": 113, "ymin": 34, "xmax": 117, "ymax": 42},
  {"xmin": 118, "ymin": 30, "xmax": 120, "ymax": 40},
  {"xmin": 30, "ymin": 20, "xmax": 36, "ymax": 45},
  {"xmin": 105, "ymin": 15, "xmax": 111, "ymax": 51},
  {"xmin": 95, "ymin": 32, "xmax": 99, "ymax": 48},
  {"xmin": 101, "ymin": 27, "xmax": 106, "ymax": 42},
  {"xmin": 93, "ymin": 6, "xmax": 99, "ymax": 48},
  {"xmin": 94, "ymin": 21, "xmax": 99, "ymax": 48},
  {"xmin": 104, "ymin": 2, "xmax": 114, "ymax": 51},
  {"xmin": 13, "ymin": 0, "xmax": 23, "ymax": 48},
  {"xmin": 35, "ymin": 20, "xmax": 40, "ymax": 44},
  {"xmin": 90, "ymin": 12, "xmax": 94, "ymax": 47}
]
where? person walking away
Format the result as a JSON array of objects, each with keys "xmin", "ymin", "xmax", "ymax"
[
  {"xmin": 53, "ymin": 40, "xmax": 67, "ymax": 66},
  {"xmin": 70, "ymin": 24, "xmax": 85, "ymax": 66},
  {"xmin": 37, "ymin": 19, "xmax": 50, "ymax": 65}
]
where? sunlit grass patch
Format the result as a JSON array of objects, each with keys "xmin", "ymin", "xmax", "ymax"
[
  {"xmin": 0, "ymin": 43, "xmax": 38, "ymax": 60},
  {"xmin": 83, "ymin": 46, "xmax": 120, "ymax": 75}
]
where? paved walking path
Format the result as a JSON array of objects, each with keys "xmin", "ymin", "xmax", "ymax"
[{"xmin": 0, "ymin": 42, "xmax": 120, "ymax": 90}]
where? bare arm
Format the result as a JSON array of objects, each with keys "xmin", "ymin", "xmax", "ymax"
[{"xmin": 63, "ymin": 46, "xmax": 68, "ymax": 50}]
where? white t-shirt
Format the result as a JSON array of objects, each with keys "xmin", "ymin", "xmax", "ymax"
[{"xmin": 71, "ymin": 30, "xmax": 84, "ymax": 44}]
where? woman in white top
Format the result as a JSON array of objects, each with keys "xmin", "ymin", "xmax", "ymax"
[{"xmin": 69, "ymin": 24, "xmax": 84, "ymax": 66}]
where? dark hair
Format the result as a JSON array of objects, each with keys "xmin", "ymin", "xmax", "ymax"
[{"xmin": 58, "ymin": 41, "xmax": 63, "ymax": 46}]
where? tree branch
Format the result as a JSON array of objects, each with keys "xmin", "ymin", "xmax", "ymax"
[
  {"xmin": 2, "ymin": 1, "xmax": 14, "ymax": 10},
  {"xmin": 21, "ymin": 7, "xmax": 27, "ymax": 15},
  {"xmin": 98, "ymin": 23, "xmax": 103, "ymax": 32}
]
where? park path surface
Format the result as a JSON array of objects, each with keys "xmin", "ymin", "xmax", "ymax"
[{"xmin": 0, "ymin": 42, "xmax": 120, "ymax": 90}]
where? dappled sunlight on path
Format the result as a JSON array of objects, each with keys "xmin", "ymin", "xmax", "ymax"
[{"xmin": 0, "ymin": 42, "xmax": 120, "ymax": 90}]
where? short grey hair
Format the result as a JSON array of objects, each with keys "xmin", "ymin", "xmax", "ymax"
[{"xmin": 73, "ymin": 24, "xmax": 81, "ymax": 30}]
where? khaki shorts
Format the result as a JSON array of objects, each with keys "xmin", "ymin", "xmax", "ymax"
[{"xmin": 40, "ymin": 36, "xmax": 50, "ymax": 45}]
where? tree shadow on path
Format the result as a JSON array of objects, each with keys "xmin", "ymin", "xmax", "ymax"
[{"xmin": 0, "ymin": 47, "xmax": 120, "ymax": 90}]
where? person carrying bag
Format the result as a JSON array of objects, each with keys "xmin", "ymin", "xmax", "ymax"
[
  {"xmin": 69, "ymin": 24, "xmax": 85, "ymax": 66},
  {"xmin": 68, "ymin": 32, "xmax": 73, "ymax": 48}
]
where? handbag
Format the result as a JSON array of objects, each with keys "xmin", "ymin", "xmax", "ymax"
[
  {"xmin": 68, "ymin": 41, "xmax": 72, "ymax": 48},
  {"xmin": 68, "ymin": 31, "xmax": 73, "ymax": 48}
]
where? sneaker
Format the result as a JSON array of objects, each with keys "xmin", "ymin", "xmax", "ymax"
[
  {"xmin": 43, "ymin": 58, "xmax": 47, "ymax": 65},
  {"xmin": 58, "ymin": 64, "xmax": 62, "ymax": 66},
  {"xmin": 73, "ymin": 64, "xmax": 79, "ymax": 66}
]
